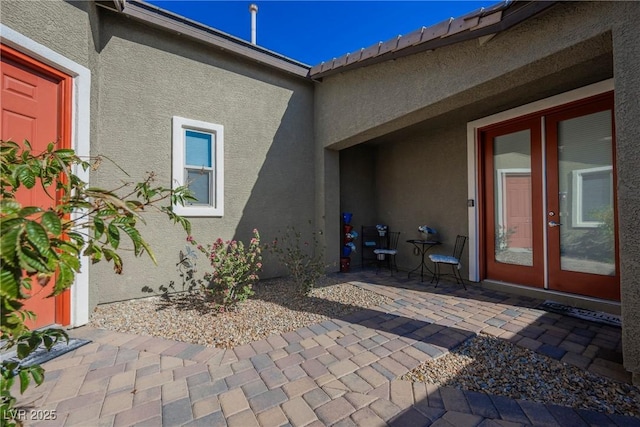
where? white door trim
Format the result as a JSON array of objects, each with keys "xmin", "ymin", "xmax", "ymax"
[
  {"xmin": 466, "ymin": 79, "xmax": 614, "ymax": 282},
  {"xmin": 1, "ymin": 24, "xmax": 92, "ymax": 327}
]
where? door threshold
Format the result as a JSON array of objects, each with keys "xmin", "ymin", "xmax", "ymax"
[{"xmin": 481, "ymin": 279, "xmax": 621, "ymax": 315}]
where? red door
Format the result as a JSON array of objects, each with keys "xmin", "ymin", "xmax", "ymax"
[
  {"xmin": 1, "ymin": 44, "xmax": 72, "ymax": 328},
  {"xmin": 480, "ymin": 93, "xmax": 619, "ymax": 301},
  {"xmin": 482, "ymin": 117, "xmax": 544, "ymax": 288}
]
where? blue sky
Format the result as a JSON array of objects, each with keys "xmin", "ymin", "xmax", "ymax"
[{"xmin": 146, "ymin": 1, "xmax": 498, "ymax": 66}]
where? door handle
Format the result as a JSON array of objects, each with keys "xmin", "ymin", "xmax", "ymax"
[{"xmin": 548, "ymin": 221, "xmax": 562, "ymax": 227}]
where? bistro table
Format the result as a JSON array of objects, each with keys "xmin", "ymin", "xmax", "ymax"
[{"xmin": 406, "ymin": 240, "xmax": 442, "ymax": 282}]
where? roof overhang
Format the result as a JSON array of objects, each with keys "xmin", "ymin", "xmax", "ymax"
[
  {"xmin": 310, "ymin": 1, "xmax": 559, "ymax": 80},
  {"xmin": 95, "ymin": 0, "xmax": 311, "ymax": 79}
]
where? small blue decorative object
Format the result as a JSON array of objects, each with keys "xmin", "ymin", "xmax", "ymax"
[
  {"xmin": 342, "ymin": 212, "xmax": 353, "ymax": 224},
  {"xmin": 342, "ymin": 246, "xmax": 352, "ymax": 257},
  {"xmin": 418, "ymin": 225, "xmax": 437, "ymax": 240}
]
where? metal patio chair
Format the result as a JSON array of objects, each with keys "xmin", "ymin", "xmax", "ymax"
[
  {"xmin": 374, "ymin": 231, "xmax": 400, "ymax": 274},
  {"xmin": 429, "ymin": 235, "xmax": 467, "ymax": 289}
]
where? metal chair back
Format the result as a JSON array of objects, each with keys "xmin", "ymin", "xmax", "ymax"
[
  {"xmin": 387, "ymin": 231, "xmax": 400, "ymax": 251},
  {"xmin": 452, "ymin": 235, "xmax": 467, "ymax": 261}
]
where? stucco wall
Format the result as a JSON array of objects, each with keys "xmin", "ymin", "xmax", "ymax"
[
  {"xmin": 340, "ymin": 127, "xmax": 469, "ymax": 275},
  {"xmin": 1, "ymin": 0, "xmax": 315, "ymax": 307},
  {"xmin": 321, "ymin": 1, "xmax": 639, "ymax": 381},
  {"xmin": 0, "ymin": 1, "xmax": 94, "ymax": 67},
  {"xmin": 88, "ymin": 11, "xmax": 315, "ymax": 304},
  {"xmin": 612, "ymin": 2, "xmax": 640, "ymax": 384},
  {"xmin": 315, "ymin": 2, "xmax": 620, "ymax": 150},
  {"xmin": 339, "ymin": 146, "xmax": 378, "ymax": 267}
]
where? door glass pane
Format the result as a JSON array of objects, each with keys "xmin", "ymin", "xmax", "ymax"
[
  {"xmin": 186, "ymin": 169, "xmax": 212, "ymax": 205},
  {"xmin": 493, "ymin": 129, "xmax": 533, "ymax": 266},
  {"xmin": 558, "ymin": 110, "xmax": 615, "ymax": 275}
]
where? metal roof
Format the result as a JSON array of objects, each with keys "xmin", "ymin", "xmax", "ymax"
[
  {"xmin": 96, "ymin": 0, "xmax": 311, "ymax": 79},
  {"xmin": 309, "ymin": 1, "xmax": 558, "ymax": 80},
  {"xmin": 97, "ymin": 0, "xmax": 558, "ymax": 81}
]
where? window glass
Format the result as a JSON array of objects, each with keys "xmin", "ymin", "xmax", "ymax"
[
  {"xmin": 559, "ymin": 110, "xmax": 614, "ymax": 274},
  {"xmin": 185, "ymin": 130, "xmax": 212, "ymax": 167},
  {"xmin": 582, "ymin": 170, "xmax": 612, "ymax": 222},
  {"xmin": 493, "ymin": 129, "xmax": 533, "ymax": 267},
  {"xmin": 186, "ymin": 169, "xmax": 211, "ymax": 205}
]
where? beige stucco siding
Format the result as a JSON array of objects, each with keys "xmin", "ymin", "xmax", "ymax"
[
  {"xmin": 89, "ymin": 12, "xmax": 315, "ymax": 304},
  {"xmin": 315, "ymin": 2, "xmax": 619, "ymax": 151},
  {"xmin": 612, "ymin": 2, "xmax": 640, "ymax": 383},
  {"xmin": 339, "ymin": 126, "xmax": 469, "ymax": 273},
  {"xmin": 1, "ymin": 2, "xmax": 315, "ymax": 307},
  {"xmin": 319, "ymin": 1, "xmax": 639, "ymax": 381},
  {"xmin": 0, "ymin": 0, "xmax": 94, "ymax": 67}
]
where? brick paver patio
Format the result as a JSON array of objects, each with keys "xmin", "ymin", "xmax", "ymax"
[{"xmin": 13, "ymin": 271, "xmax": 640, "ymax": 426}]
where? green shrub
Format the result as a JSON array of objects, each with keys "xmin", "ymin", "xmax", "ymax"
[
  {"xmin": 0, "ymin": 140, "xmax": 192, "ymax": 425},
  {"xmin": 267, "ymin": 225, "xmax": 326, "ymax": 295},
  {"xmin": 189, "ymin": 229, "xmax": 262, "ymax": 309}
]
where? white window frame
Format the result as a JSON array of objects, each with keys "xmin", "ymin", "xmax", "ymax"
[
  {"xmin": 572, "ymin": 165, "xmax": 613, "ymax": 228},
  {"xmin": 172, "ymin": 116, "xmax": 224, "ymax": 217}
]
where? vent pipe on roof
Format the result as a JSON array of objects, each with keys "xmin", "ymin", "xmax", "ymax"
[{"xmin": 249, "ymin": 4, "xmax": 258, "ymax": 45}]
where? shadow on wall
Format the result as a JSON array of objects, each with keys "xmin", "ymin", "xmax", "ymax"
[
  {"xmin": 91, "ymin": 9, "xmax": 317, "ymax": 289},
  {"xmin": 340, "ymin": 145, "xmax": 378, "ymax": 269},
  {"xmin": 232, "ymin": 83, "xmax": 316, "ymax": 278},
  {"xmin": 106, "ymin": 13, "xmax": 319, "ymax": 280},
  {"xmin": 338, "ymin": 130, "xmax": 470, "ymax": 275},
  {"xmin": 135, "ymin": 81, "xmax": 315, "ymax": 300}
]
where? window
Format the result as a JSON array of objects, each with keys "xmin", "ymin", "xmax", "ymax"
[
  {"xmin": 172, "ymin": 116, "xmax": 224, "ymax": 216},
  {"xmin": 572, "ymin": 165, "xmax": 612, "ymax": 227}
]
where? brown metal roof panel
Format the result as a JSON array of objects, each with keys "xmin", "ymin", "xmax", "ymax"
[
  {"xmin": 309, "ymin": 62, "xmax": 324, "ymax": 75},
  {"xmin": 324, "ymin": 59, "xmax": 336, "ymax": 73},
  {"xmin": 473, "ymin": 11, "xmax": 503, "ymax": 31},
  {"xmin": 378, "ymin": 35, "xmax": 401, "ymax": 56},
  {"xmin": 346, "ymin": 49, "xmax": 364, "ymax": 65},
  {"xmin": 333, "ymin": 53, "xmax": 349, "ymax": 68},
  {"xmin": 309, "ymin": 1, "xmax": 559, "ymax": 79},
  {"xmin": 447, "ymin": 15, "xmax": 480, "ymax": 36},
  {"xmin": 482, "ymin": 1, "xmax": 510, "ymax": 14},
  {"xmin": 395, "ymin": 26, "xmax": 425, "ymax": 51},
  {"xmin": 360, "ymin": 42, "xmax": 382, "ymax": 61},
  {"xmin": 422, "ymin": 18, "xmax": 453, "ymax": 42},
  {"xmin": 459, "ymin": 7, "xmax": 486, "ymax": 20},
  {"xmin": 324, "ymin": 58, "xmax": 337, "ymax": 73}
]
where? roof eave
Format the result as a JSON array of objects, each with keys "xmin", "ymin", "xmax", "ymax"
[
  {"xmin": 97, "ymin": 0, "xmax": 311, "ymax": 79},
  {"xmin": 310, "ymin": 1, "xmax": 558, "ymax": 81}
]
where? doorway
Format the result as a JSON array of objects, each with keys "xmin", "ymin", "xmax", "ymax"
[
  {"xmin": 1, "ymin": 43, "xmax": 72, "ymax": 327},
  {"xmin": 480, "ymin": 92, "xmax": 619, "ymax": 301}
]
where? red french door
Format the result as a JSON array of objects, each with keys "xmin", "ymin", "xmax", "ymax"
[
  {"xmin": 1, "ymin": 43, "xmax": 73, "ymax": 327},
  {"xmin": 481, "ymin": 93, "xmax": 619, "ymax": 301},
  {"xmin": 482, "ymin": 117, "xmax": 545, "ymax": 288}
]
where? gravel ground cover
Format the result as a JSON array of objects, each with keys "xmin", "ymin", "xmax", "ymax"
[
  {"xmin": 91, "ymin": 277, "xmax": 639, "ymax": 418},
  {"xmin": 401, "ymin": 333, "xmax": 640, "ymax": 417},
  {"xmin": 90, "ymin": 276, "xmax": 392, "ymax": 348}
]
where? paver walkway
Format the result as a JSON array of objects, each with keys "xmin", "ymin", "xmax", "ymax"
[{"xmin": 13, "ymin": 271, "xmax": 640, "ymax": 426}]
